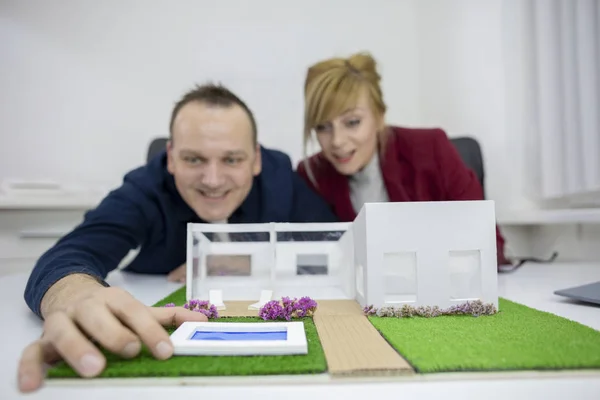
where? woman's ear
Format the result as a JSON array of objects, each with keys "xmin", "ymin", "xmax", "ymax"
[{"xmin": 377, "ymin": 113, "xmax": 386, "ymax": 133}]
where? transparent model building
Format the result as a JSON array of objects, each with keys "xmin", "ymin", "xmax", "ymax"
[{"xmin": 185, "ymin": 201, "xmax": 499, "ymax": 310}]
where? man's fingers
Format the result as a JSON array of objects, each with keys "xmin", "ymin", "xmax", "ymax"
[
  {"xmin": 107, "ymin": 294, "xmax": 175, "ymax": 360},
  {"xmin": 43, "ymin": 313, "xmax": 106, "ymax": 378},
  {"xmin": 149, "ymin": 306, "xmax": 209, "ymax": 328},
  {"xmin": 18, "ymin": 336, "xmax": 66, "ymax": 393},
  {"xmin": 74, "ymin": 300, "xmax": 141, "ymax": 358},
  {"xmin": 166, "ymin": 269, "xmax": 179, "ymax": 282},
  {"xmin": 167, "ymin": 264, "xmax": 186, "ymax": 282},
  {"xmin": 18, "ymin": 341, "xmax": 47, "ymax": 393}
]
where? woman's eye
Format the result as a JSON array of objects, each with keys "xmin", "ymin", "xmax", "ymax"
[
  {"xmin": 315, "ymin": 124, "xmax": 331, "ymax": 133},
  {"xmin": 347, "ymin": 119, "xmax": 361, "ymax": 127}
]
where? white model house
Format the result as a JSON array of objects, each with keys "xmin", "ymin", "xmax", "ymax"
[{"xmin": 185, "ymin": 200, "xmax": 498, "ymax": 310}]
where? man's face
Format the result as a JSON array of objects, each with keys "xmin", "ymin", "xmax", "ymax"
[{"xmin": 167, "ymin": 101, "xmax": 261, "ymax": 222}]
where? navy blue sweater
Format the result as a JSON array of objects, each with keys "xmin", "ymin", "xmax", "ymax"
[{"xmin": 24, "ymin": 147, "xmax": 338, "ymax": 317}]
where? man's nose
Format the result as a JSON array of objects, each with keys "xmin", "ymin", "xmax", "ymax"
[{"xmin": 200, "ymin": 163, "xmax": 225, "ymax": 187}]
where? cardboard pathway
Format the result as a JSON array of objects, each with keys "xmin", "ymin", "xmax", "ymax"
[{"xmin": 219, "ymin": 300, "xmax": 415, "ymax": 376}]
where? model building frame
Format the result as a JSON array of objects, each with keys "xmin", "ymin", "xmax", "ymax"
[{"xmin": 185, "ymin": 200, "xmax": 499, "ymax": 310}]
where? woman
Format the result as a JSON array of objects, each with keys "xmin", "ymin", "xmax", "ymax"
[{"xmin": 296, "ymin": 52, "xmax": 510, "ymax": 267}]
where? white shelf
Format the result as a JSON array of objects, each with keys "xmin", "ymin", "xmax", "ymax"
[
  {"xmin": 497, "ymin": 208, "xmax": 600, "ymax": 225},
  {"xmin": 0, "ymin": 193, "xmax": 104, "ymax": 210}
]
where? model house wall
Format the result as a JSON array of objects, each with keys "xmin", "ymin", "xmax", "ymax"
[
  {"xmin": 185, "ymin": 222, "xmax": 352, "ymax": 301},
  {"xmin": 352, "ymin": 209, "xmax": 368, "ymax": 308},
  {"xmin": 336, "ymin": 227, "xmax": 356, "ymax": 301},
  {"xmin": 353, "ymin": 201, "xmax": 499, "ymax": 310}
]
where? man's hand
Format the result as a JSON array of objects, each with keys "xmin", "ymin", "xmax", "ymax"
[
  {"xmin": 17, "ymin": 286, "xmax": 207, "ymax": 393},
  {"xmin": 167, "ymin": 256, "xmax": 251, "ymax": 282},
  {"xmin": 167, "ymin": 263, "xmax": 186, "ymax": 283},
  {"xmin": 206, "ymin": 255, "xmax": 251, "ymax": 276}
]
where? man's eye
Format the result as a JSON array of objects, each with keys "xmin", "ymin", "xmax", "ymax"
[
  {"xmin": 184, "ymin": 157, "xmax": 201, "ymax": 164},
  {"xmin": 225, "ymin": 158, "xmax": 241, "ymax": 165}
]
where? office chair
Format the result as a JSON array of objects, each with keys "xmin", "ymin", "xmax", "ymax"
[
  {"xmin": 449, "ymin": 136, "xmax": 486, "ymax": 198},
  {"xmin": 147, "ymin": 138, "xmax": 168, "ymax": 162}
]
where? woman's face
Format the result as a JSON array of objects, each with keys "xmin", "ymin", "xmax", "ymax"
[{"xmin": 314, "ymin": 92, "xmax": 381, "ymax": 175}]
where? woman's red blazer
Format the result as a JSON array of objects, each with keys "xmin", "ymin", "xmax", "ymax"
[{"xmin": 296, "ymin": 126, "xmax": 510, "ymax": 267}]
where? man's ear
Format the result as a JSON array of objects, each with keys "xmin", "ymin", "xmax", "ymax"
[
  {"xmin": 252, "ymin": 143, "xmax": 262, "ymax": 176},
  {"xmin": 166, "ymin": 139, "xmax": 175, "ymax": 174}
]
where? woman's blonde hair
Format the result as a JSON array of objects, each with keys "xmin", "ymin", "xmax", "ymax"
[{"xmin": 303, "ymin": 52, "xmax": 389, "ymax": 161}]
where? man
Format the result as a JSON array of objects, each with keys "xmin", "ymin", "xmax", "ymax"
[{"xmin": 17, "ymin": 83, "xmax": 338, "ymax": 392}]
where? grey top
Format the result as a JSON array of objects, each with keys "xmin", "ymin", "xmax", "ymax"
[{"xmin": 348, "ymin": 152, "xmax": 389, "ymax": 213}]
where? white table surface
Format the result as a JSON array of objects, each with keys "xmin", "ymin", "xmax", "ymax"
[{"xmin": 1, "ymin": 262, "xmax": 600, "ymax": 399}]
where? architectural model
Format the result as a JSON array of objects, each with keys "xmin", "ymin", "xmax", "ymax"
[
  {"xmin": 185, "ymin": 200, "xmax": 499, "ymax": 311},
  {"xmin": 50, "ymin": 201, "xmax": 600, "ymax": 379}
]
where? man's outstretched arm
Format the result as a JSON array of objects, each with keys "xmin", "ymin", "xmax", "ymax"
[
  {"xmin": 18, "ymin": 180, "xmax": 211, "ymax": 393},
  {"xmin": 24, "ymin": 181, "xmax": 153, "ymax": 318}
]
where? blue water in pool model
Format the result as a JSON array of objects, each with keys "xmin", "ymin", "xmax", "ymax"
[{"xmin": 190, "ymin": 330, "xmax": 288, "ymax": 341}]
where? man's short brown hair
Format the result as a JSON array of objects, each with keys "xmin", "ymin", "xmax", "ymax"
[{"xmin": 169, "ymin": 83, "xmax": 258, "ymax": 144}]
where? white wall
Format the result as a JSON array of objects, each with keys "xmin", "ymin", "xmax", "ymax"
[
  {"xmin": 415, "ymin": 0, "xmax": 513, "ymax": 208},
  {"xmin": 0, "ymin": 0, "xmax": 420, "ymax": 190},
  {"xmin": 414, "ymin": 0, "xmax": 542, "ymax": 211},
  {"xmin": 2, "ymin": 0, "xmax": 563, "ymax": 214},
  {"xmin": 0, "ymin": 0, "xmax": 552, "ymax": 211}
]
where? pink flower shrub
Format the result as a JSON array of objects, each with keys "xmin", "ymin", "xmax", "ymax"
[{"xmin": 258, "ymin": 296, "xmax": 318, "ymax": 321}]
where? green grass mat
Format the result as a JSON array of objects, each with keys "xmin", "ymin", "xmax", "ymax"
[
  {"xmin": 369, "ymin": 298, "xmax": 600, "ymax": 373},
  {"xmin": 47, "ymin": 288, "xmax": 327, "ymax": 378}
]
